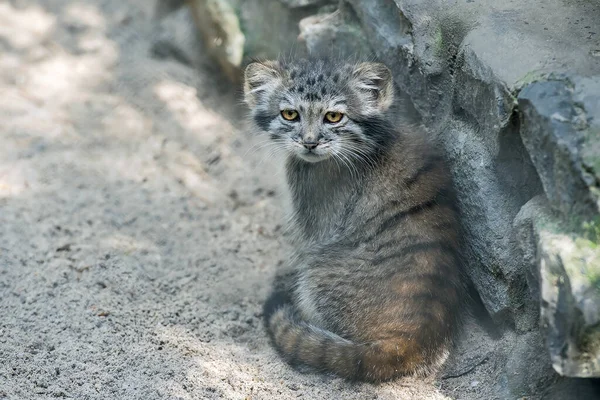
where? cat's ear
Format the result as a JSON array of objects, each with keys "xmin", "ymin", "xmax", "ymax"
[
  {"xmin": 350, "ymin": 62, "xmax": 394, "ymax": 113},
  {"xmin": 243, "ymin": 61, "xmax": 282, "ymax": 107}
]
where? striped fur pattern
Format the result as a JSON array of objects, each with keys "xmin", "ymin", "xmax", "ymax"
[{"xmin": 244, "ymin": 58, "xmax": 465, "ymax": 382}]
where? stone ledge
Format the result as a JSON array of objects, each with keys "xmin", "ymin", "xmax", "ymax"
[
  {"xmin": 518, "ymin": 76, "xmax": 600, "ymax": 219},
  {"xmin": 515, "ymin": 195, "xmax": 600, "ymax": 377}
]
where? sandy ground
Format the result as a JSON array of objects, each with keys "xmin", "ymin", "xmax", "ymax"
[{"xmin": 0, "ymin": 1, "xmax": 508, "ymax": 399}]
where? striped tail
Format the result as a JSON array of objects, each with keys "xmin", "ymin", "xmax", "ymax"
[{"xmin": 265, "ymin": 303, "xmax": 436, "ymax": 382}]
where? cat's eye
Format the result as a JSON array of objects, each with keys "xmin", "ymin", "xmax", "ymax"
[
  {"xmin": 324, "ymin": 112, "xmax": 343, "ymax": 123},
  {"xmin": 281, "ymin": 110, "xmax": 299, "ymax": 121}
]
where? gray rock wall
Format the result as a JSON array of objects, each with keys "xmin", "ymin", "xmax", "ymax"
[{"xmin": 184, "ymin": 0, "xmax": 600, "ymax": 381}]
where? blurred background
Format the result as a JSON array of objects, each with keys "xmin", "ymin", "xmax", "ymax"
[{"xmin": 0, "ymin": 1, "xmax": 598, "ymax": 399}]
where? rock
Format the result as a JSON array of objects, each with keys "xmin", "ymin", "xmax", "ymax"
[
  {"xmin": 437, "ymin": 118, "xmax": 540, "ymax": 327},
  {"xmin": 298, "ymin": 5, "xmax": 372, "ymax": 59},
  {"xmin": 280, "ymin": 0, "xmax": 331, "ymax": 7},
  {"xmin": 154, "ymin": 0, "xmax": 186, "ymax": 19},
  {"xmin": 187, "ymin": 0, "xmax": 323, "ymax": 79},
  {"xmin": 542, "ymin": 378, "xmax": 600, "ymax": 400},
  {"xmin": 515, "ymin": 196, "xmax": 600, "ymax": 377},
  {"xmin": 187, "ymin": 0, "xmax": 245, "ymax": 80},
  {"xmin": 235, "ymin": 1, "xmax": 314, "ymax": 62},
  {"xmin": 513, "ymin": 196, "xmax": 555, "ymax": 312},
  {"xmin": 500, "ymin": 330, "xmax": 600, "ymax": 398},
  {"xmin": 452, "ymin": 45, "xmax": 515, "ymax": 149},
  {"xmin": 539, "ymin": 225, "xmax": 600, "ymax": 377},
  {"xmin": 499, "ymin": 331, "xmax": 556, "ymax": 398},
  {"xmin": 518, "ymin": 76, "xmax": 600, "ymax": 219},
  {"xmin": 151, "ymin": 6, "xmax": 199, "ymax": 66},
  {"xmin": 516, "ymin": 78, "xmax": 600, "ymax": 374}
]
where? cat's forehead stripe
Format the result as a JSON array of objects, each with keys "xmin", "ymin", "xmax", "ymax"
[{"xmin": 286, "ymin": 76, "xmax": 340, "ymax": 102}]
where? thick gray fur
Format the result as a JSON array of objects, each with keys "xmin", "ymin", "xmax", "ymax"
[{"xmin": 245, "ymin": 58, "xmax": 465, "ymax": 382}]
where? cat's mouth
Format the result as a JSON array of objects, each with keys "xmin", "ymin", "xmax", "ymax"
[
  {"xmin": 290, "ymin": 141, "xmax": 332, "ymax": 163},
  {"xmin": 295, "ymin": 148, "xmax": 330, "ymax": 163}
]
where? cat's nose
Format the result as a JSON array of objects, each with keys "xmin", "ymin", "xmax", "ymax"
[{"xmin": 303, "ymin": 142, "xmax": 318, "ymax": 150}]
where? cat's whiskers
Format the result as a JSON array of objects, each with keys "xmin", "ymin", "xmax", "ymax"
[
  {"xmin": 253, "ymin": 140, "xmax": 288, "ymax": 168},
  {"xmin": 244, "ymin": 137, "xmax": 278, "ymax": 157},
  {"xmin": 331, "ymin": 150, "xmax": 354, "ymax": 179},
  {"xmin": 340, "ymin": 141, "xmax": 377, "ymax": 170}
]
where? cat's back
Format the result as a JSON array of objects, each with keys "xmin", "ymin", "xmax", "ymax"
[
  {"xmin": 353, "ymin": 130, "xmax": 460, "ymax": 242},
  {"xmin": 374, "ymin": 129, "xmax": 452, "ymax": 199}
]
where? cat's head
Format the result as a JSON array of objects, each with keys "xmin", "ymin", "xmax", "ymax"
[{"xmin": 243, "ymin": 59, "xmax": 394, "ymax": 164}]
